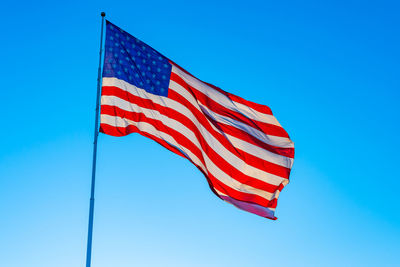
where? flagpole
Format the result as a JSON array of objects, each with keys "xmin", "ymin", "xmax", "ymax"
[{"xmin": 86, "ymin": 11, "xmax": 106, "ymax": 267}]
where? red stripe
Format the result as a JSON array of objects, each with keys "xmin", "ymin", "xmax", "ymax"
[
  {"xmin": 102, "ymin": 85, "xmax": 291, "ymax": 177},
  {"xmin": 169, "ymin": 60, "xmax": 274, "ymax": 115},
  {"xmin": 204, "ymin": 81, "xmax": 274, "ymax": 116},
  {"xmin": 170, "ymin": 72, "xmax": 288, "ymax": 138},
  {"xmin": 101, "ymin": 103, "xmax": 283, "ymax": 194},
  {"xmin": 100, "ymin": 123, "xmax": 187, "ymax": 158},
  {"xmin": 212, "ymin": 178, "xmax": 276, "ymax": 208},
  {"xmin": 100, "ymin": 120, "xmax": 277, "ymax": 209},
  {"xmin": 206, "ymin": 120, "xmax": 295, "ymax": 159}
]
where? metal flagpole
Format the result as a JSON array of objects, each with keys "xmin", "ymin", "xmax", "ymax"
[{"xmin": 86, "ymin": 11, "xmax": 106, "ymax": 267}]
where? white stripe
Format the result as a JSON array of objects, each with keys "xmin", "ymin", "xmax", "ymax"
[
  {"xmin": 171, "ymin": 65, "xmax": 282, "ymax": 126},
  {"xmin": 102, "ymin": 94, "xmax": 286, "ymax": 187},
  {"xmin": 227, "ymin": 135, "xmax": 294, "ymax": 169},
  {"xmin": 101, "ymin": 114, "xmax": 275, "ymax": 201}
]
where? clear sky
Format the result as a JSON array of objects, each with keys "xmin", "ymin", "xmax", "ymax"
[{"xmin": 1, "ymin": 1, "xmax": 399, "ymax": 266}]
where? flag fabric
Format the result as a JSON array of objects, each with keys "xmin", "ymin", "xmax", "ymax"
[{"xmin": 100, "ymin": 20, "xmax": 295, "ymax": 220}]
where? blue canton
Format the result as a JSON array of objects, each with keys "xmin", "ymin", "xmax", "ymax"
[{"xmin": 102, "ymin": 21, "xmax": 172, "ymax": 97}]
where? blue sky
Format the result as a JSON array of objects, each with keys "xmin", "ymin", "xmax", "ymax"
[{"xmin": 1, "ymin": 0, "xmax": 399, "ymax": 266}]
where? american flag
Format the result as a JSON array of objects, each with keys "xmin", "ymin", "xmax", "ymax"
[{"xmin": 100, "ymin": 21, "xmax": 295, "ymax": 220}]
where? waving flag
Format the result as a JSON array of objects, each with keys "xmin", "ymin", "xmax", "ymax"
[{"xmin": 100, "ymin": 20, "xmax": 294, "ymax": 220}]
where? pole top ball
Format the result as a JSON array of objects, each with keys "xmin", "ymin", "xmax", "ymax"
[{"xmin": 101, "ymin": 12, "xmax": 106, "ymax": 17}]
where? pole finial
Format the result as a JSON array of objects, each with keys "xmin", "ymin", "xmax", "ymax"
[{"xmin": 101, "ymin": 12, "xmax": 106, "ymax": 17}]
